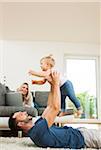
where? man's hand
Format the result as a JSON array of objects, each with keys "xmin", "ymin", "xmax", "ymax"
[
  {"xmin": 46, "ymin": 71, "xmax": 60, "ymax": 86},
  {"xmin": 17, "ymin": 88, "xmax": 23, "ymax": 94}
]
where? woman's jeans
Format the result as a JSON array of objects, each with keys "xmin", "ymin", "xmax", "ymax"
[{"xmin": 60, "ymin": 80, "xmax": 81, "ymax": 112}]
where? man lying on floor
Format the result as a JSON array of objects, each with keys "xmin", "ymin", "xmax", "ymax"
[{"xmin": 9, "ymin": 71, "xmax": 101, "ymax": 149}]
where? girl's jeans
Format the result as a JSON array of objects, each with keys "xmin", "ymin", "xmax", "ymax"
[{"xmin": 60, "ymin": 80, "xmax": 81, "ymax": 112}]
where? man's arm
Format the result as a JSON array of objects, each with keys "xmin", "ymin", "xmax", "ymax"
[
  {"xmin": 42, "ymin": 71, "xmax": 60, "ymax": 127},
  {"xmin": 28, "ymin": 69, "xmax": 51, "ymax": 78}
]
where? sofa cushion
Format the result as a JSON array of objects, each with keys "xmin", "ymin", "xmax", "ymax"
[
  {"xmin": 0, "ymin": 83, "xmax": 6, "ymax": 106},
  {"xmin": 35, "ymin": 91, "xmax": 49, "ymax": 107},
  {"xmin": 0, "ymin": 106, "xmax": 38, "ymax": 117},
  {"xmin": 6, "ymin": 92, "xmax": 23, "ymax": 106}
]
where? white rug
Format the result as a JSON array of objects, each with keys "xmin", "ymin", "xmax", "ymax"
[
  {"xmin": 0, "ymin": 137, "xmax": 95, "ymax": 150},
  {"xmin": 0, "ymin": 137, "xmax": 68, "ymax": 150}
]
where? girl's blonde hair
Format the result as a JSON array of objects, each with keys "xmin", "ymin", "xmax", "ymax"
[{"xmin": 40, "ymin": 54, "xmax": 55, "ymax": 68}]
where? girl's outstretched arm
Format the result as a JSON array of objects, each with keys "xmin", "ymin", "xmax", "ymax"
[{"xmin": 28, "ymin": 69, "xmax": 51, "ymax": 78}]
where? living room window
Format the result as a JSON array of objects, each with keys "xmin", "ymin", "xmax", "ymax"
[{"xmin": 64, "ymin": 55, "xmax": 99, "ymax": 119}]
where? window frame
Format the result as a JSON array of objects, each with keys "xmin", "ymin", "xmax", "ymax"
[{"xmin": 64, "ymin": 54, "xmax": 100, "ymax": 119}]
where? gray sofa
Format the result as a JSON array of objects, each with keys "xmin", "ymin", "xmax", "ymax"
[
  {"xmin": 0, "ymin": 83, "xmax": 50, "ymax": 131},
  {"xmin": 0, "ymin": 84, "xmax": 38, "ymax": 116},
  {"xmin": 34, "ymin": 91, "xmax": 49, "ymax": 115}
]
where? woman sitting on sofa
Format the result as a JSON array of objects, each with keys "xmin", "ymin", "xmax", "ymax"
[{"xmin": 17, "ymin": 82, "xmax": 34, "ymax": 107}]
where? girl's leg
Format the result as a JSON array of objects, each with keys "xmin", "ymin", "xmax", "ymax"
[
  {"xmin": 59, "ymin": 92, "xmax": 74, "ymax": 116},
  {"xmin": 60, "ymin": 80, "xmax": 82, "ymax": 116},
  {"xmin": 63, "ymin": 80, "xmax": 81, "ymax": 109},
  {"xmin": 59, "ymin": 94, "xmax": 67, "ymax": 116},
  {"xmin": 61, "ymin": 94, "xmax": 66, "ymax": 112}
]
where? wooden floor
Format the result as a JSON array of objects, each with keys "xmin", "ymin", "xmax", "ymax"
[{"xmin": 0, "ymin": 130, "xmax": 27, "ymax": 137}]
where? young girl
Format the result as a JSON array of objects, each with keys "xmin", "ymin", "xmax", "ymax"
[{"xmin": 28, "ymin": 55, "xmax": 82, "ymax": 117}]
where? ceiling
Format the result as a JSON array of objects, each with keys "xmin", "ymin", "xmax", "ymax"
[
  {"xmin": 0, "ymin": 2, "xmax": 100, "ymax": 43},
  {"xmin": 0, "ymin": 0, "xmax": 101, "ymax": 2}
]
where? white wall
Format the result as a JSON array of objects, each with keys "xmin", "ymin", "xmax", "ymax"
[
  {"xmin": 99, "ymin": 4, "xmax": 101, "ymax": 118},
  {"xmin": 0, "ymin": 40, "xmax": 3, "ymax": 83},
  {"xmin": 99, "ymin": 46, "xmax": 101, "ymax": 118},
  {"xmin": 2, "ymin": 40, "xmax": 99, "ymax": 92},
  {"xmin": 0, "ymin": 4, "xmax": 4, "ymax": 83},
  {"xmin": 0, "ymin": 3, "xmax": 3, "ymax": 40}
]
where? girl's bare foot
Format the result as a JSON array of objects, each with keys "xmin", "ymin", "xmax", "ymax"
[
  {"xmin": 59, "ymin": 110, "xmax": 74, "ymax": 117},
  {"xmin": 74, "ymin": 109, "xmax": 83, "ymax": 118},
  {"xmin": 59, "ymin": 112, "xmax": 68, "ymax": 117}
]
